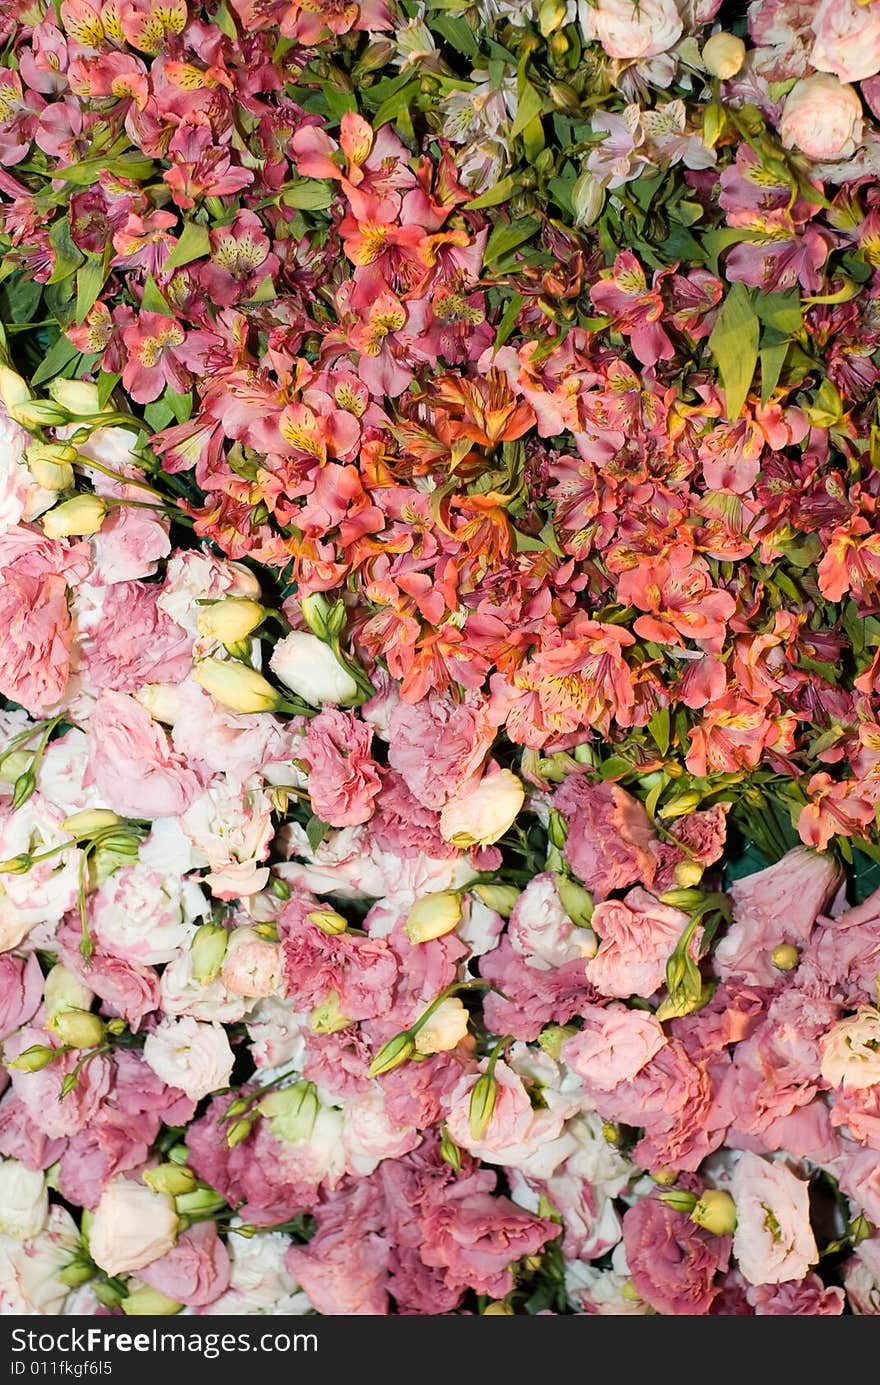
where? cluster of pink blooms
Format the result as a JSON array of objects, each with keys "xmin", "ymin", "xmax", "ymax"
[{"xmin": 3, "ymin": 0, "xmax": 880, "ymax": 1318}]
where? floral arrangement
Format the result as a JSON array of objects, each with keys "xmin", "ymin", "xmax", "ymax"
[{"xmin": 4, "ymin": 0, "xmax": 880, "ymax": 1319}]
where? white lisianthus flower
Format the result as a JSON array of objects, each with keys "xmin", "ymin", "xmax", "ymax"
[
  {"xmin": 0, "ymin": 1161, "xmax": 47, "ymax": 1240},
  {"xmin": 0, "ymin": 1207, "xmax": 79, "ymax": 1315},
  {"xmin": 439, "ymin": 768, "xmax": 525, "ymax": 848},
  {"xmin": 820, "ymin": 1009, "xmax": 880, "ymax": 1090},
  {"xmin": 414, "ymin": 996, "xmax": 470, "ymax": 1055},
  {"xmin": 581, "ymin": 0, "xmax": 683, "ymax": 60},
  {"xmin": 88, "ymin": 1179, "xmax": 178, "ymax": 1279},
  {"xmin": 269, "ymin": 631, "xmax": 358, "ymax": 707},
  {"xmin": 143, "ymin": 1015, "xmax": 235, "ymax": 1101},
  {"xmin": 731, "ymin": 1154, "xmax": 818, "ymax": 1286}
]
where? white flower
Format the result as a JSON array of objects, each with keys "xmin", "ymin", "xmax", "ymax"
[
  {"xmin": 508, "ymin": 873, "xmax": 592, "ymax": 970},
  {"xmin": 820, "ymin": 1009, "xmax": 880, "ymax": 1090},
  {"xmin": 0, "ymin": 1161, "xmax": 47, "ymax": 1240},
  {"xmin": 0, "ymin": 793, "xmax": 80, "ymax": 950},
  {"xmin": 159, "ymin": 949, "xmax": 251, "ymax": 1024},
  {"xmin": 0, "ymin": 1207, "xmax": 79, "ymax": 1315},
  {"xmin": 413, "ymin": 997, "xmax": 470, "ymax": 1055},
  {"xmin": 582, "ymin": 0, "xmax": 683, "ymax": 60},
  {"xmin": 731, "ymin": 1154, "xmax": 818, "ymax": 1286},
  {"xmin": 246, "ymin": 998, "xmax": 310, "ymax": 1071},
  {"xmin": 439, "ymin": 768, "xmax": 525, "ymax": 848},
  {"xmin": 91, "ymin": 864, "xmax": 205, "ymax": 966},
  {"xmin": 270, "ymin": 631, "xmax": 358, "ymax": 707},
  {"xmin": 780, "ymin": 73, "xmax": 864, "ymax": 162},
  {"xmin": 88, "ymin": 1179, "xmax": 178, "ymax": 1279},
  {"xmin": 201, "ymin": 1229, "xmax": 311, "ymax": 1316},
  {"xmin": 180, "ymin": 779, "xmax": 274, "ymax": 873},
  {"xmin": 143, "ymin": 1016, "xmax": 235, "ymax": 1101}
]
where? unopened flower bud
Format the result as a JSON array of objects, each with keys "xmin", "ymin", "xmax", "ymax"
[
  {"xmin": 471, "ymin": 883, "xmax": 519, "ymax": 917},
  {"xmin": 658, "ymin": 887, "xmax": 705, "ymax": 909},
  {"xmin": 49, "ymin": 1008, "xmax": 104, "ymax": 1050},
  {"xmin": 143, "ymin": 1164, "xmax": 197, "ymax": 1197},
  {"xmin": 269, "ymin": 630, "xmax": 358, "ymax": 707},
  {"xmin": 121, "ymin": 1285, "xmax": 183, "ymax": 1316},
  {"xmin": 306, "ymin": 908, "xmax": 348, "ymax": 936},
  {"xmin": 193, "ymin": 658, "xmax": 281, "ymax": 713},
  {"xmin": 652, "ymin": 1166, "xmax": 681, "ymax": 1187},
  {"xmin": 405, "ymin": 891, "xmax": 462, "ymax": 944},
  {"xmin": 483, "ymin": 1301, "xmax": 515, "ymax": 1315},
  {"xmin": 440, "ymin": 1124, "xmax": 461, "ymax": 1172},
  {"xmin": 225, "ymin": 1118, "xmax": 254, "ymax": 1148},
  {"xmin": 259, "ymin": 1081, "xmax": 319, "ymax": 1144},
  {"xmin": 135, "ymin": 683, "xmax": 179, "ymax": 724},
  {"xmin": 690, "ymin": 1189, "xmax": 737, "ymax": 1236},
  {"xmin": 548, "ymin": 808, "xmax": 568, "ymax": 849},
  {"xmin": 0, "ymin": 853, "xmax": 32, "ymax": 874},
  {"xmin": 26, "ymin": 442, "xmax": 75, "ymax": 491},
  {"xmin": 44, "ymin": 964, "xmax": 93, "ymax": 1021},
  {"xmin": 42, "ymin": 494, "xmax": 107, "ymax": 539},
  {"xmin": 0, "ymin": 367, "xmax": 32, "ymax": 414},
  {"xmin": 414, "ymin": 996, "xmax": 469, "ymax": 1055},
  {"xmin": 702, "ymin": 31, "xmax": 746, "ymax": 79},
  {"xmin": 9, "ymin": 1045, "xmax": 56, "ymax": 1072},
  {"xmin": 368, "ymin": 1030, "xmax": 415, "ymax": 1078},
  {"xmin": 93, "ymin": 1281, "xmax": 126, "ymax": 1310},
  {"xmin": 469, "ymin": 1070, "xmax": 498, "ymax": 1141},
  {"xmin": 57, "ymin": 1260, "xmax": 96, "ymax": 1288},
  {"xmin": 190, "ymin": 922, "xmax": 228, "ymax": 983},
  {"xmin": 270, "ymin": 875, "xmax": 292, "ymax": 900},
  {"xmin": 538, "ymin": 0, "xmax": 567, "ymax": 36},
  {"xmin": 771, "ymin": 943, "xmax": 800, "ymax": 972},
  {"xmin": 674, "ymin": 860, "xmax": 705, "ymax": 888},
  {"xmin": 571, "ymin": 169, "xmax": 604, "ymax": 227},
  {"xmin": 196, "ymin": 599, "xmax": 266, "ymax": 646},
  {"xmin": 658, "ymin": 792, "xmax": 701, "ymax": 819},
  {"xmin": 620, "ymin": 1279, "xmax": 642, "ymax": 1303},
  {"xmin": 440, "ymin": 770, "xmax": 525, "ymax": 850},
  {"xmin": 47, "ymin": 378, "xmax": 102, "ymax": 416},
  {"xmin": 62, "ymin": 808, "xmax": 122, "ymax": 838},
  {"xmin": 174, "ymin": 1188, "xmax": 226, "ymax": 1217},
  {"xmin": 309, "ymin": 990, "xmax": 350, "ymax": 1034},
  {"xmin": 0, "ymin": 751, "xmax": 30, "ymax": 785},
  {"xmin": 659, "ymin": 1187, "xmax": 698, "ymax": 1213},
  {"xmin": 556, "ymin": 874, "xmax": 594, "ymax": 927},
  {"xmin": 537, "ymin": 1024, "xmax": 577, "ymax": 1061}
]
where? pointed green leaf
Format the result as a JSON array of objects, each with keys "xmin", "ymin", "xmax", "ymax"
[
  {"xmin": 163, "ymin": 221, "xmax": 212, "ymax": 273},
  {"xmin": 708, "ymin": 282, "xmax": 759, "ymax": 421}
]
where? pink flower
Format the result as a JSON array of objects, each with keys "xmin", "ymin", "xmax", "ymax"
[
  {"xmin": 617, "ymin": 545, "xmax": 736, "ymax": 652},
  {"xmin": 587, "ymin": 888, "xmax": 693, "ymax": 1000},
  {"xmin": 0, "ymin": 525, "xmax": 89, "ymax": 715},
  {"xmin": 0, "ymin": 954, "xmax": 42, "ymax": 1041},
  {"xmin": 584, "ymin": 0, "xmax": 683, "ymax": 59},
  {"xmin": 5, "ymin": 1025, "xmax": 112, "ymax": 1140},
  {"xmin": 280, "ymin": 896, "xmax": 398, "ymax": 1023},
  {"xmin": 481, "ymin": 938, "xmax": 599, "ymax": 1042},
  {"xmin": 590, "ymin": 252, "xmax": 674, "ymax": 366},
  {"xmin": 285, "ymin": 1180, "xmax": 390, "ymax": 1315},
  {"xmin": 299, "ymin": 708, "xmax": 382, "ymax": 828},
  {"xmin": 137, "ymin": 1222, "xmax": 231, "ymax": 1307},
  {"xmin": 811, "ymin": 0, "xmax": 880, "ymax": 82},
  {"xmin": 623, "ymin": 1196, "xmax": 729, "ymax": 1315},
  {"xmin": 715, "ymin": 847, "xmax": 843, "ymax": 987},
  {"xmin": 508, "ymin": 873, "xmax": 592, "ymax": 970},
  {"xmin": 553, "ymin": 777, "xmax": 657, "ymax": 900},
  {"xmin": 82, "ymin": 581, "xmax": 192, "ymax": 693},
  {"xmin": 562, "ymin": 1004, "xmax": 667, "ymax": 1091},
  {"xmin": 386, "ymin": 691, "xmax": 496, "ymax": 810},
  {"xmin": 86, "ymin": 690, "xmax": 205, "ymax": 819},
  {"xmin": 420, "ymin": 1188, "xmax": 559, "ymax": 1299},
  {"xmin": 747, "ymin": 1275, "xmax": 844, "ymax": 1315},
  {"xmin": 780, "ymin": 74, "xmax": 864, "ymax": 161}
]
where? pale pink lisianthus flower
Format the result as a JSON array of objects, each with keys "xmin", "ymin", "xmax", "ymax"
[
  {"xmin": 780, "ymin": 73, "xmax": 864, "ymax": 161},
  {"xmin": 0, "ymin": 525, "xmax": 90, "ymax": 716},
  {"xmin": 731, "ymin": 1153, "xmax": 818, "ymax": 1286},
  {"xmin": 386, "ymin": 690, "xmax": 496, "ymax": 810},
  {"xmin": 86, "ymin": 689, "xmax": 205, "ymax": 819},
  {"xmin": 137, "ymin": 1222, "xmax": 230, "ymax": 1307},
  {"xmin": 715, "ymin": 847, "xmax": 842, "ymax": 987},
  {"xmin": 508, "ymin": 872, "xmax": 593, "ymax": 970},
  {"xmin": 582, "ymin": 0, "xmax": 683, "ymax": 59},
  {"xmin": 142, "ymin": 1016, "xmax": 234, "ymax": 1103},
  {"xmin": 298, "ymin": 708, "xmax": 382, "ymax": 828},
  {"xmin": 88, "ymin": 1178, "xmax": 178, "ymax": 1279},
  {"xmin": 553, "ymin": 777, "xmax": 657, "ymax": 899},
  {"xmin": 562, "ymin": 1004, "xmax": 667, "ymax": 1091},
  {"xmin": 810, "ymin": 0, "xmax": 880, "ymax": 82},
  {"xmin": 622, "ymin": 1196, "xmax": 730, "ymax": 1315},
  {"xmin": 587, "ymin": 888, "xmax": 693, "ymax": 999}
]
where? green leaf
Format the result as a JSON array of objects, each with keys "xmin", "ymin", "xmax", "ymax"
[
  {"xmin": 649, "ymin": 706, "xmax": 670, "ymax": 756},
  {"xmin": 759, "ymin": 340, "xmax": 789, "ymax": 404},
  {"xmin": 213, "ymin": 0, "xmax": 238, "ymax": 38},
  {"xmin": 465, "ymin": 175, "xmax": 516, "ymax": 210},
  {"xmin": 140, "ymin": 275, "xmax": 173, "ymax": 316},
  {"xmin": 510, "ymin": 81, "xmax": 543, "ymax": 142},
  {"xmin": 493, "ymin": 291, "xmax": 523, "ymax": 349},
  {"xmin": 484, "ymin": 217, "xmax": 540, "ymax": 267},
  {"xmin": 282, "ymin": 180, "xmax": 334, "ymax": 211},
  {"xmin": 164, "ymin": 387, "xmax": 193, "ymax": 424},
  {"xmin": 30, "ymin": 334, "xmax": 80, "ymax": 386},
  {"xmin": 144, "ymin": 399, "xmax": 174, "ymax": 430},
  {"xmin": 75, "ymin": 256, "xmax": 108, "ymax": 325},
  {"xmin": 708, "ymin": 282, "xmax": 759, "ymax": 420},
  {"xmin": 163, "ymin": 221, "xmax": 212, "ymax": 273},
  {"xmin": 755, "ymin": 287, "xmax": 802, "ymax": 336},
  {"xmin": 97, "ymin": 370, "xmax": 121, "ymax": 409},
  {"xmin": 306, "ymin": 814, "xmax": 331, "ymax": 853},
  {"xmin": 372, "ymin": 81, "xmax": 419, "ymax": 130},
  {"xmin": 432, "ymin": 13, "xmax": 478, "ymax": 58},
  {"xmin": 47, "ymin": 218, "xmax": 85, "ymax": 284}
]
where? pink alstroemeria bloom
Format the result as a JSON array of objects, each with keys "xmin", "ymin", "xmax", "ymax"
[
  {"xmin": 617, "ymin": 545, "xmax": 737, "ymax": 651},
  {"xmin": 121, "ymin": 311, "xmax": 191, "ymax": 404},
  {"xmin": 590, "ymin": 251, "xmax": 675, "ymax": 366}
]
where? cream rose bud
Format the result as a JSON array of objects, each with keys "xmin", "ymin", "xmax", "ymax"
[
  {"xmin": 405, "ymin": 891, "xmax": 462, "ymax": 943},
  {"xmin": 584, "ymin": 0, "xmax": 683, "ymax": 60},
  {"xmin": 88, "ymin": 1179, "xmax": 178, "ymax": 1278},
  {"xmin": 820, "ymin": 1009, "xmax": 880, "ymax": 1090},
  {"xmin": 0, "ymin": 1160, "xmax": 48, "ymax": 1239},
  {"xmin": 414, "ymin": 997, "xmax": 470, "ymax": 1055},
  {"xmin": 702, "ymin": 31, "xmax": 746, "ymax": 79},
  {"xmin": 42, "ymin": 494, "xmax": 107, "ymax": 539},
  {"xmin": 135, "ymin": 682, "xmax": 181, "ymax": 725},
  {"xmin": 142, "ymin": 1015, "xmax": 235, "ymax": 1102},
  {"xmin": 269, "ymin": 630, "xmax": 358, "ymax": 707},
  {"xmin": 221, "ymin": 926, "xmax": 282, "ymax": 998},
  {"xmin": 780, "ymin": 74, "xmax": 864, "ymax": 162},
  {"xmin": 439, "ymin": 769, "xmax": 525, "ymax": 848},
  {"xmin": 196, "ymin": 599, "xmax": 265, "ymax": 645},
  {"xmin": 47, "ymin": 378, "xmax": 102, "ymax": 415},
  {"xmin": 192, "ymin": 658, "xmax": 281, "ymax": 713}
]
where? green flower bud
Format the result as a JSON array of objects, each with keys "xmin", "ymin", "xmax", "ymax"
[
  {"xmin": 93, "ymin": 1280, "xmax": 126, "ymax": 1310},
  {"xmin": 196, "ymin": 599, "xmax": 266, "ymax": 646},
  {"xmin": 368, "ymin": 1030, "xmax": 416, "ymax": 1078},
  {"xmin": 0, "ymin": 750, "xmax": 31, "ymax": 785},
  {"xmin": 771, "ymin": 943, "xmax": 800, "ymax": 972},
  {"xmin": 306, "ymin": 908, "xmax": 349, "ymax": 936},
  {"xmin": 57, "ymin": 1260, "xmax": 96, "ymax": 1288},
  {"xmin": 0, "ymin": 853, "xmax": 32, "ymax": 874},
  {"xmin": 471, "ymin": 883, "xmax": 520, "ymax": 917},
  {"xmin": 174, "ymin": 1188, "xmax": 227, "ymax": 1217},
  {"xmin": 690, "ymin": 1189, "xmax": 737, "ymax": 1236},
  {"xmin": 439, "ymin": 1124, "xmax": 461, "ymax": 1172},
  {"xmin": 309, "ymin": 990, "xmax": 351, "ymax": 1034},
  {"xmin": 190, "ymin": 922, "xmax": 228, "ymax": 983},
  {"xmin": 556, "ymin": 874, "xmax": 594, "ymax": 927},
  {"xmin": 469, "ymin": 1070, "xmax": 498, "ymax": 1142},
  {"xmin": 548, "ymin": 809, "xmax": 568, "ymax": 848},
  {"xmin": 225, "ymin": 1118, "xmax": 254, "ymax": 1149},
  {"xmin": 48, "ymin": 1008, "xmax": 104, "ymax": 1050},
  {"xmin": 9, "ymin": 1044, "xmax": 57, "ymax": 1072},
  {"xmin": 537, "ymin": 1024, "xmax": 578, "ymax": 1062},
  {"xmin": 270, "ymin": 876, "xmax": 292, "ymax": 900},
  {"xmin": 259, "ymin": 1081, "xmax": 319, "ymax": 1144},
  {"xmin": 658, "ymin": 1188, "xmax": 698, "ymax": 1214},
  {"xmin": 143, "ymin": 1164, "xmax": 197, "ymax": 1197},
  {"xmin": 121, "ymin": 1286, "xmax": 183, "ymax": 1316},
  {"xmin": 61, "ymin": 809, "xmax": 122, "ymax": 837},
  {"xmin": 193, "ymin": 658, "xmax": 281, "ymax": 713}
]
